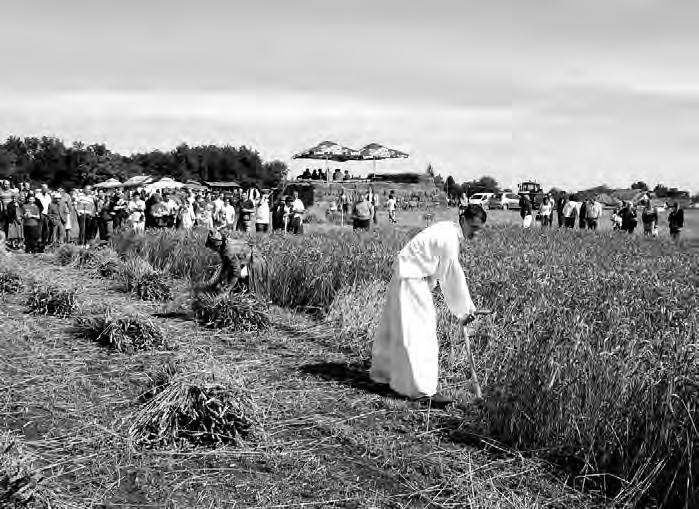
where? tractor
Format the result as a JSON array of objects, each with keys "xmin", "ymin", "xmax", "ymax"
[{"xmin": 517, "ymin": 180, "xmax": 545, "ymax": 209}]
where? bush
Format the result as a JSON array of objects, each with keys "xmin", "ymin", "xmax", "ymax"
[
  {"xmin": 26, "ymin": 282, "xmax": 76, "ymax": 317},
  {"xmin": 192, "ymin": 291, "xmax": 270, "ymax": 331},
  {"xmin": 74, "ymin": 310, "xmax": 170, "ymax": 353}
]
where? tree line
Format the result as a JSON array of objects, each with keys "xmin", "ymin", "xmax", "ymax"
[{"xmin": 0, "ymin": 136, "xmax": 288, "ymax": 190}]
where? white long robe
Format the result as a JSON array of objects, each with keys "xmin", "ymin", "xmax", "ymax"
[{"xmin": 370, "ymin": 221, "xmax": 477, "ymax": 398}]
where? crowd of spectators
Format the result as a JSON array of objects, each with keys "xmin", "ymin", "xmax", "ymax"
[
  {"xmin": 0, "ymin": 179, "xmax": 307, "ymax": 254},
  {"xmin": 298, "ymin": 168, "xmax": 357, "ymax": 181}
]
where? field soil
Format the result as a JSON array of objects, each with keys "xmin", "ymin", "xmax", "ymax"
[{"xmin": 1, "ymin": 251, "xmax": 606, "ymax": 508}]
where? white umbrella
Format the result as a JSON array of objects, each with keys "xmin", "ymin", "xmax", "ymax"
[
  {"xmin": 93, "ymin": 178, "xmax": 122, "ymax": 189},
  {"xmin": 145, "ymin": 177, "xmax": 184, "ymax": 192},
  {"xmin": 123, "ymin": 175, "xmax": 155, "ymax": 188}
]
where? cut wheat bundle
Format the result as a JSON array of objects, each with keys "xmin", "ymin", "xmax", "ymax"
[
  {"xmin": 191, "ymin": 290, "xmax": 270, "ymax": 331},
  {"xmin": 74, "ymin": 310, "xmax": 170, "ymax": 353},
  {"xmin": 129, "ymin": 373, "xmax": 259, "ymax": 448},
  {"xmin": 0, "ymin": 262, "xmax": 24, "ymax": 295},
  {"xmin": 118, "ymin": 257, "xmax": 172, "ymax": 301},
  {"xmin": 26, "ymin": 282, "xmax": 76, "ymax": 317}
]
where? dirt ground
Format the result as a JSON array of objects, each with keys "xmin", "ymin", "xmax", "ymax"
[{"xmin": 0, "ymin": 251, "xmax": 613, "ymax": 508}]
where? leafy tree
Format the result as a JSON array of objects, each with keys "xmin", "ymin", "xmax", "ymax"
[
  {"xmin": 631, "ymin": 181, "xmax": 649, "ymax": 191},
  {"xmin": 653, "ymin": 183, "xmax": 669, "ymax": 198},
  {"xmin": 0, "ymin": 136, "xmax": 288, "ymax": 190},
  {"xmin": 461, "ymin": 175, "xmax": 500, "ymax": 196}
]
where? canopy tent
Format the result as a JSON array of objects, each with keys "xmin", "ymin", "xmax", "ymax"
[
  {"xmin": 293, "ymin": 140, "xmax": 361, "ymax": 163},
  {"xmin": 93, "ymin": 178, "xmax": 122, "ymax": 190},
  {"xmin": 359, "ymin": 143, "xmax": 409, "ymax": 174},
  {"xmin": 144, "ymin": 177, "xmax": 184, "ymax": 193},
  {"xmin": 184, "ymin": 179, "xmax": 208, "ymax": 191},
  {"xmin": 293, "ymin": 141, "xmax": 362, "ymax": 183},
  {"xmin": 292, "ymin": 141, "xmax": 410, "ymax": 180},
  {"xmin": 122, "ymin": 175, "xmax": 155, "ymax": 188}
]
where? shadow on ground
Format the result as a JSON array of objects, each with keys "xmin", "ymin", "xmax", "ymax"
[{"xmin": 299, "ymin": 361, "xmax": 396, "ymax": 398}]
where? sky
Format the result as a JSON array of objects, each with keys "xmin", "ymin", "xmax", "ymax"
[{"xmin": 1, "ymin": 0, "xmax": 698, "ymax": 192}]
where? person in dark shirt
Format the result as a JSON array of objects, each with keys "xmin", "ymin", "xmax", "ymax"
[{"xmin": 667, "ymin": 202, "xmax": 685, "ymax": 243}]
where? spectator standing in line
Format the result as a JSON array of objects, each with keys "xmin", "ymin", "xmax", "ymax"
[
  {"xmin": 555, "ymin": 192, "xmax": 567, "ymax": 227},
  {"xmin": 75, "ymin": 186, "xmax": 97, "ymax": 246},
  {"xmin": 255, "ymin": 193, "xmax": 271, "ymax": 233},
  {"xmin": 178, "ymin": 199, "xmax": 196, "ymax": 230},
  {"xmin": 23, "ymin": 192, "xmax": 42, "ymax": 253},
  {"xmin": 238, "ymin": 195, "xmax": 255, "ymax": 232},
  {"xmin": 222, "ymin": 198, "xmax": 237, "ymax": 231},
  {"xmin": 290, "ymin": 190, "xmax": 305, "ymax": 234},
  {"xmin": 640, "ymin": 200, "xmax": 659, "ymax": 237},
  {"xmin": 562, "ymin": 199, "xmax": 578, "ymax": 228},
  {"xmin": 578, "ymin": 199, "xmax": 588, "ymax": 229},
  {"xmin": 539, "ymin": 196, "xmax": 553, "ymax": 227},
  {"xmin": 519, "ymin": 194, "xmax": 533, "ymax": 228},
  {"xmin": 367, "ymin": 185, "xmax": 379, "ymax": 224},
  {"xmin": 5, "ymin": 193, "xmax": 23, "ymax": 250},
  {"xmin": 620, "ymin": 201, "xmax": 638, "ymax": 234},
  {"xmin": 387, "ymin": 191, "xmax": 397, "ymax": 224},
  {"xmin": 585, "ymin": 199, "xmax": 603, "ymax": 230},
  {"xmin": 46, "ymin": 192, "xmax": 64, "ymax": 245},
  {"xmin": 352, "ymin": 194, "xmax": 372, "ymax": 231},
  {"xmin": 667, "ymin": 202, "xmax": 684, "ymax": 243},
  {"xmin": 36, "ymin": 184, "xmax": 53, "ymax": 248},
  {"xmin": 127, "ymin": 192, "xmax": 146, "ymax": 233},
  {"xmin": 0, "ymin": 180, "xmax": 14, "ymax": 238}
]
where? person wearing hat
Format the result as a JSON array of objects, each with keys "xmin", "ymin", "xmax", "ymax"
[
  {"xmin": 202, "ymin": 229, "xmax": 249, "ymax": 293},
  {"xmin": 369, "ymin": 204, "xmax": 487, "ymax": 403}
]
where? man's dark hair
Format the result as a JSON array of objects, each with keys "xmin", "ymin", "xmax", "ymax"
[{"xmin": 459, "ymin": 204, "xmax": 487, "ymax": 223}]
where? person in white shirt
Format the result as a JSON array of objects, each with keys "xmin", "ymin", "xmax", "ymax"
[
  {"xmin": 127, "ymin": 193, "xmax": 146, "ymax": 233},
  {"xmin": 290, "ymin": 191, "xmax": 305, "ymax": 235},
  {"xmin": 213, "ymin": 194, "xmax": 225, "ymax": 219},
  {"xmin": 370, "ymin": 204, "xmax": 487, "ymax": 402},
  {"xmin": 585, "ymin": 200, "xmax": 603, "ymax": 230},
  {"xmin": 255, "ymin": 193, "xmax": 271, "ymax": 233},
  {"xmin": 222, "ymin": 198, "xmax": 237, "ymax": 230},
  {"xmin": 539, "ymin": 196, "xmax": 553, "ymax": 227},
  {"xmin": 36, "ymin": 184, "xmax": 53, "ymax": 246},
  {"xmin": 178, "ymin": 201, "xmax": 196, "ymax": 230},
  {"xmin": 562, "ymin": 199, "xmax": 579, "ymax": 228}
]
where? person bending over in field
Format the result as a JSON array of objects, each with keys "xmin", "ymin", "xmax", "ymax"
[
  {"xmin": 369, "ymin": 204, "xmax": 486, "ymax": 404},
  {"xmin": 201, "ymin": 229, "xmax": 249, "ymax": 293}
]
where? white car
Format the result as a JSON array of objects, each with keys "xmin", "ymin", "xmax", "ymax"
[
  {"xmin": 489, "ymin": 192, "xmax": 521, "ymax": 210},
  {"xmin": 468, "ymin": 193, "xmax": 495, "ymax": 208}
]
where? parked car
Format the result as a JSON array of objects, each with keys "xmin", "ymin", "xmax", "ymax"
[
  {"xmin": 468, "ymin": 193, "xmax": 495, "ymax": 208},
  {"xmin": 488, "ymin": 192, "xmax": 521, "ymax": 210}
]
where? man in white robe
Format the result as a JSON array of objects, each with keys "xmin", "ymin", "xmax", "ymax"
[{"xmin": 370, "ymin": 205, "xmax": 487, "ymax": 401}]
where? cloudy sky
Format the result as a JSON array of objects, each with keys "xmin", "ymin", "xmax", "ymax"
[{"xmin": 1, "ymin": 0, "xmax": 698, "ymax": 191}]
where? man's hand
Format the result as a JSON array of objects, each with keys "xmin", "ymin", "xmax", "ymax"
[
  {"xmin": 460, "ymin": 313, "xmax": 476, "ymax": 325},
  {"xmin": 461, "ymin": 309, "xmax": 492, "ymax": 325}
]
